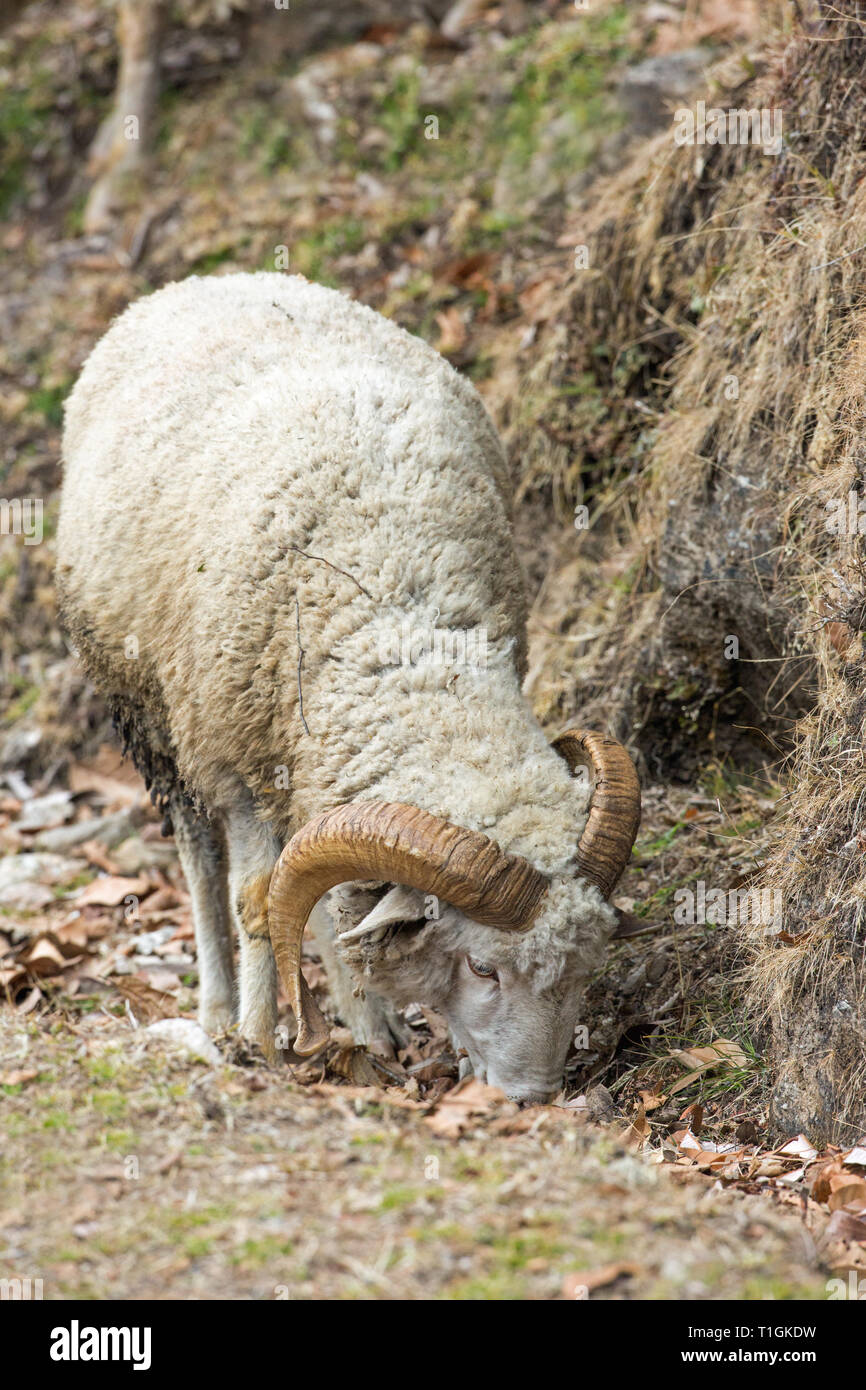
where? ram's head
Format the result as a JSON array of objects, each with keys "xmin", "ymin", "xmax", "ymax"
[{"xmin": 268, "ymin": 730, "xmax": 641, "ymax": 1104}]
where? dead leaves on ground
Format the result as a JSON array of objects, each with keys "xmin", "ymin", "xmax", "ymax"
[
  {"xmin": 1, "ymin": 753, "xmax": 193, "ymax": 1013},
  {"xmin": 74, "ymin": 874, "xmax": 151, "ymax": 909},
  {"xmin": 0, "ymin": 874, "xmax": 192, "ymax": 1012},
  {"xmin": 66, "ymin": 748, "xmax": 143, "ymax": 807},
  {"xmin": 424, "ymin": 1078, "xmax": 507, "ymax": 1138},
  {"xmin": 616, "ymin": 1094, "xmax": 866, "ymax": 1263},
  {"xmin": 3, "ymin": 764, "xmax": 865, "ymax": 1269},
  {"xmin": 112, "ymin": 977, "xmax": 180, "ymax": 1025}
]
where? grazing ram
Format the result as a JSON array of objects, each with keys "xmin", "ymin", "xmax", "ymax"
[{"xmin": 57, "ymin": 272, "xmax": 641, "ymax": 1103}]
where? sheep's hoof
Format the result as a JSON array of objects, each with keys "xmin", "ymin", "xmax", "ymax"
[
  {"xmin": 199, "ymin": 1000, "xmax": 234, "ymax": 1035},
  {"xmin": 222, "ymin": 1029, "xmax": 275, "ymax": 1068}
]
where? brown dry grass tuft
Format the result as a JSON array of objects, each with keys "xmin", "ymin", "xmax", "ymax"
[{"xmin": 511, "ymin": 5, "xmax": 866, "ymax": 1139}]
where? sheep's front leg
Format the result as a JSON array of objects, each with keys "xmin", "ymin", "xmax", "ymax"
[
  {"xmin": 169, "ymin": 794, "xmax": 235, "ymax": 1033},
  {"xmin": 224, "ymin": 799, "xmax": 281, "ymax": 1061}
]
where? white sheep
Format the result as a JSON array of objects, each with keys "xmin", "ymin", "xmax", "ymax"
[{"xmin": 57, "ymin": 272, "xmax": 640, "ymax": 1102}]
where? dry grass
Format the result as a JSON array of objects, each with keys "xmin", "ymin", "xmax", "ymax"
[
  {"xmin": 0, "ymin": 1008, "xmax": 829, "ymax": 1300},
  {"xmin": 505, "ymin": 4, "xmax": 866, "ymax": 1138}
]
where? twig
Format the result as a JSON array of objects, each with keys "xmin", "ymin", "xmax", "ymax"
[
  {"xmin": 295, "ymin": 596, "xmax": 311, "ymax": 736},
  {"xmin": 809, "ymin": 241, "xmax": 866, "ymax": 271},
  {"xmin": 288, "ymin": 544, "xmax": 372, "ymax": 599}
]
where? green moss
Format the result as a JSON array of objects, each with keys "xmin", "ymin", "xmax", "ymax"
[
  {"xmin": 91, "ymin": 1090, "xmax": 129, "ymax": 1120},
  {"xmin": 4, "ymin": 682, "xmax": 39, "ymax": 723},
  {"xmin": 0, "ymin": 81, "xmax": 53, "ymax": 216},
  {"xmin": 292, "ymin": 216, "xmax": 368, "ymax": 283},
  {"xmin": 27, "ymin": 380, "xmax": 71, "ymax": 428},
  {"xmin": 442, "ymin": 1271, "xmax": 531, "ymax": 1300},
  {"xmin": 231, "ymin": 1236, "xmax": 295, "ymax": 1267},
  {"xmin": 738, "ymin": 1277, "xmax": 825, "ymax": 1301},
  {"xmin": 379, "ymin": 1185, "xmax": 423, "ymax": 1212},
  {"xmin": 237, "ymin": 105, "xmax": 297, "ymax": 172},
  {"xmin": 41, "ymin": 1112, "xmax": 74, "ymax": 1133},
  {"xmin": 165, "ymin": 1204, "xmax": 236, "ymax": 1235},
  {"xmin": 635, "ymin": 821, "xmax": 686, "ymax": 855},
  {"xmin": 52, "ymin": 870, "xmax": 94, "ymax": 896},
  {"xmin": 83, "ymin": 1054, "xmax": 125, "ymax": 1083},
  {"xmin": 183, "ymin": 1236, "xmax": 214, "ymax": 1258},
  {"xmin": 188, "ymin": 244, "xmax": 242, "ymax": 275},
  {"xmin": 489, "ymin": 1230, "xmax": 568, "ymax": 1268},
  {"xmin": 103, "ymin": 1128, "xmax": 135, "ymax": 1151},
  {"xmin": 378, "ymin": 70, "xmax": 423, "ymax": 172}
]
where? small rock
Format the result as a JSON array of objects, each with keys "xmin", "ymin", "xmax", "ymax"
[
  {"xmin": 16, "ymin": 791, "xmax": 75, "ymax": 833},
  {"xmin": 0, "ymin": 881, "xmax": 55, "ymax": 911},
  {"xmin": 621, "ymin": 962, "xmax": 647, "ymax": 995},
  {"xmin": 35, "ymin": 806, "xmax": 142, "ymax": 853},
  {"xmin": 618, "ymin": 49, "xmax": 709, "ymax": 136},
  {"xmin": 0, "ymin": 728, "xmax": 41, "ymax": 768},
  {"xmin": 128, "ymin": 925, "xmax": 176, "ymax": 956},
  {"xmin": 2, "ymin": 770, "xmax": 33, "ymax": 800},
  {"xmin": 0, "ymin": 852, "xmax": 85, "ymax": 900},
  {"xmin": 144, "ymin": 1019, "xmax": 220, "ymax": 1066},
  {"xmin": 585, "ymin": 1084, "xmax": 619, "ymax": 1123},
  {"xmin": 111, "ymin": 835, "xmax": 177, "ymax": 874}
]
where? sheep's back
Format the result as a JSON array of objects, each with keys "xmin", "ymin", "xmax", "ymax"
[{"xmin": 57, "ymin": 272, "xmax": 526, "ymax": 812}]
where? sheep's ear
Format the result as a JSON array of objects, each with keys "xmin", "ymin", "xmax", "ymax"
[{"xmin": 338, "ymin": 885, "xmax": 428, "ymax": 943}]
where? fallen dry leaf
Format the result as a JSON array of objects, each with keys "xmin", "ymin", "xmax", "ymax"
[
  {"xmin": 0, "ymin": 1068, "xmax": 38, "ymax": 1087},
  {"xmin": 308, "ymin": 1082, "xmax": 423, "ymax": 1112},
  {"xmin": 809, "ymin": 1157, "xmax": 845, "ymax": 1203},
  {"xmin": 639, "ymin": 1088, "xmax": 665, "ymax": 1111},
  {"xmin": 435, "ymin": 306, "xmax": 467, "ymax": 355},
  {"xmin": 620, "ymin": 1102, "xmax": 651, "ymax": 1150},
  {"xmin": 828, "ymin": 1181, "xmax": 866, "ymax": 1214},
  {"xmin": 329, "ymin": 1045, "xmax": 406, "ymax": 1088},
  {"xmin": 775, "ymin": 1134, "xmax": 819, "ymax": 1163},
  {"xmin": 517, "ymin": 275, "xmax": 558, "ymax": 323},
  {"xmin": 424, "ymin": 1077, "xmax": 506, "ymax": 1138},
  {"xmin": 666, "ymin": 1039, "xmax": 750, "ymax": 1097},
  {"xmin": 75, "ymin": 874, "xmax": 151, "ymax": 908},
  {"xmin": 21, "ymin": 938, "xmax": 68, "ymax": 976},
  {"xmin": 68, "ymin": 747, "xmax": 145, "ymax": 807},
  {"xmin": 113, "ymin": 976, "xmax": 179, "ymax": 1024},
  {"xmin": 679, "ymin": 1101, "xmax": 704, "ymax": 1133},
  {"xmin": 138, "ymin": 885, "xmax": 184, "ymax": 915},
  {"xmin": 821, "ymin": 1208, "xmax": 866, "ymax": 1247},
  {"xmin": 562, "ymin": 1262, "xmax": 641, "ymax": 1299},
  {"xmin": 0, "ymin": 966, "xmax": 30, "ymax": 998},
  {"xmin": 435, "ymin": 251, "xmax": 496, "ymax": 288},
  {"xmin": 80, "ymin": 840, "xmax": 120, "ymax": 874}
]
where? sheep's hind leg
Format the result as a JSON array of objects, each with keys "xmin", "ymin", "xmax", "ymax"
[
  {"xmin": 169, "ymin": 795, "xmax": 235, "ymax": 1033},
  {"xmin": 224, "ymin": 798, "xmax": 281, "ymax": 1062}
]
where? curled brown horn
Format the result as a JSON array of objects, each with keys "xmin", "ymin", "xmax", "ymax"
[
  {"xmin": 268, "ymin": 802, "xmax": 549, "ymax": 1056},
  {"xmin": 552, "ymin": 728, "xmax": 641, "ymax": 899}
]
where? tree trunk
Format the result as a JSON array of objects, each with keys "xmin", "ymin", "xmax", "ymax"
[{"xmin": 84, "ymin": 0, "xmax": 164, "ymax": 234}]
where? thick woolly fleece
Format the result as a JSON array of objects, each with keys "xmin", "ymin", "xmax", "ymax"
[{"xmin": 57, "ymin": 272, "xmax": 615, "ymax": 984}]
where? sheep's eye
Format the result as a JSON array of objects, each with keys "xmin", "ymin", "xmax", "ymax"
[{"xmin": 467, "ymin": 955, "xmax": 498, "ymax": 982}]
